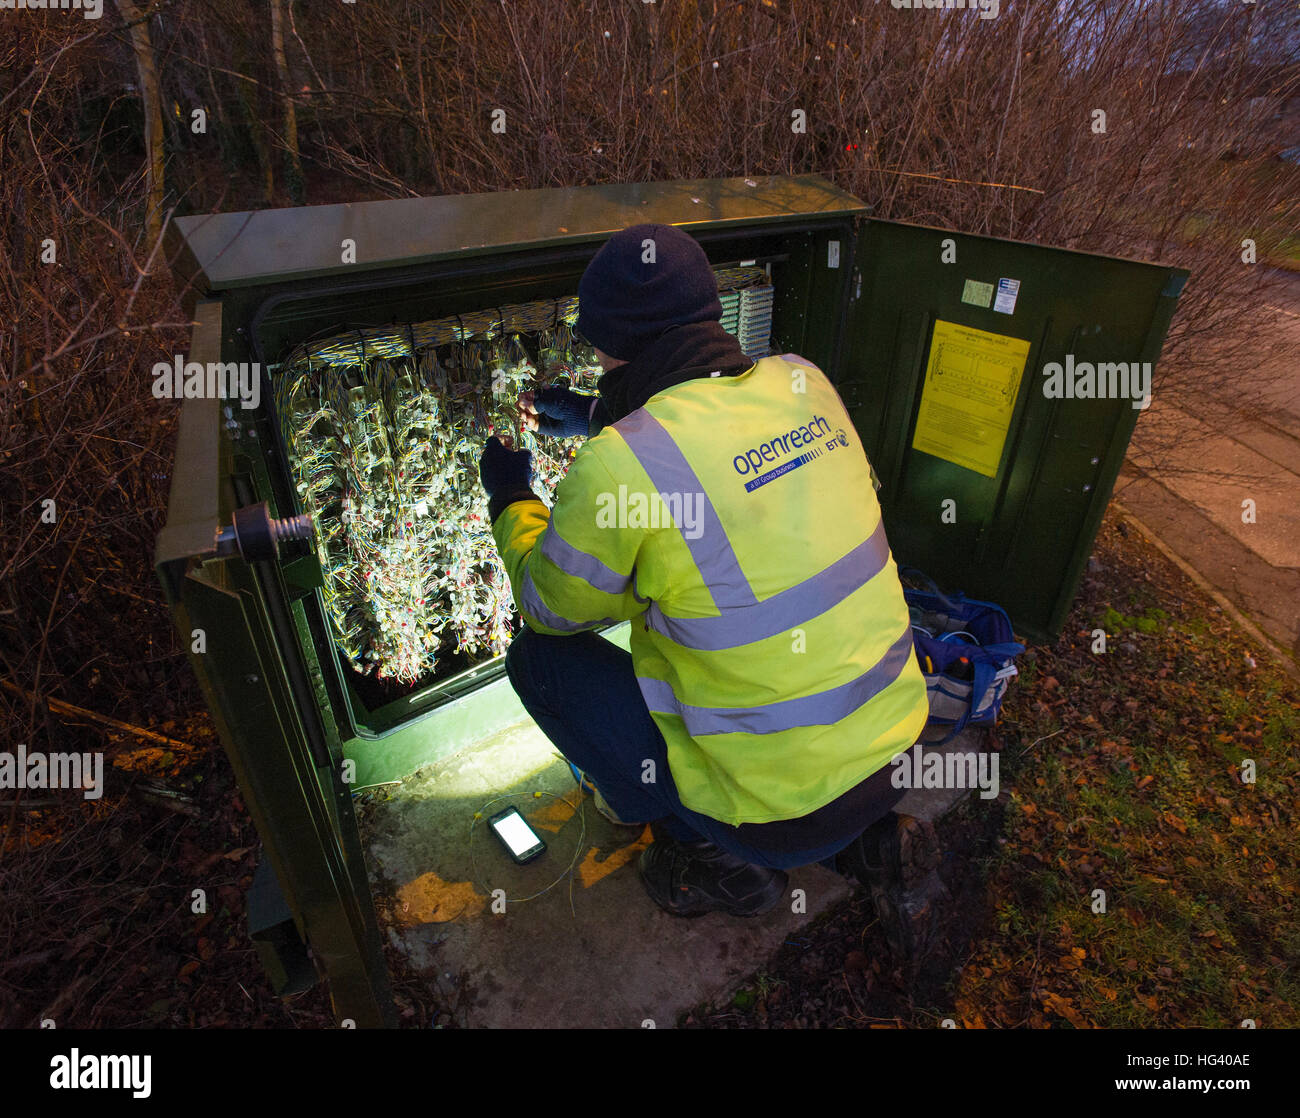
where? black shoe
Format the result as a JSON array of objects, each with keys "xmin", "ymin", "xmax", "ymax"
[
  {"xmin": 837, "ymin": 812, "xmax": 948, "ymax": 964},
  {"xmin": 638, "ymin": 836, "xmax": 788, "ymax": 918}
]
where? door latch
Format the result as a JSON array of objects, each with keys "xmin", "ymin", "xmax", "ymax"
[{"xmin": 215, "ymin": 501, "xmax": 314, "ymax": 561}]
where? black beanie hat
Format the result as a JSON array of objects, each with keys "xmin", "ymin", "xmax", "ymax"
[{"xmin": 575, "ymin": 223, "xmax": 723, "ymax": 361}]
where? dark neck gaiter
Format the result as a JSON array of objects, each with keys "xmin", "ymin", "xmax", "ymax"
[{"xmin": 597, "ymin": 320, "xmax": 754, "ymax": 423}]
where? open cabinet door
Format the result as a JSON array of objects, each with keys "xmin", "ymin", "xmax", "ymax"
[
  {"xmin": 155, "ymin": 301, "xmax": 396, "ymax": 1028},
  {"xmin": 837, "ymin": 218, "xmax": 1188, "ymax": 644}
]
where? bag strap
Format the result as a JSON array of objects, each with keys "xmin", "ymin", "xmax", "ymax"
[
  {"xmin": 926, "ymin": 675, "xmax": 976, "ymax": 745},
  {"xmin": 969, "ymin": 657, "xmax": 1000, "ymax": 717},
  {"xmin": 926, "ymin": 657, "xmax": 999, "ymax": 745}
]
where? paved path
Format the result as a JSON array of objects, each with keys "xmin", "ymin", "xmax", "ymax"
[{"xmin": 1116, "ymin": 268, "xmax": 1300, "ymax": 662}]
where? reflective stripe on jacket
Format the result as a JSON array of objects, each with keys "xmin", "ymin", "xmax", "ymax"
[{"xmin": 492, "ymin": 354, "xmax": 929, "ymax": 825}]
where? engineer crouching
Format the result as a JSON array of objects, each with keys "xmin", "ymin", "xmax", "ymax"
[{"xmin": 478, "ymin": 223, "xmax": 947, "ymax": 962}]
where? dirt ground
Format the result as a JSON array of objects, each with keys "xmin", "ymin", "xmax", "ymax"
[{"xmin": 5, "ymin": 506, "xmax": 1295, "ymax": 1029}]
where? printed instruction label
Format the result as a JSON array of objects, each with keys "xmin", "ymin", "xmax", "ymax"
[
  {"xmin": 993, "ymin": 277, "xmax": 1020, "ymax": 315},
  {"xmin": 961, "ymin": 279, "xmax": 994, "ymax": 308},
  {"xmin": 910, "ymin": 319, "xmax": 1031, "ymax": 478}
]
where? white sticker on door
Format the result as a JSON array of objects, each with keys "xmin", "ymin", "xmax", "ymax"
[{"xmin": 993, "ymin": 277, "xmax": 1020, "ymax": 315}]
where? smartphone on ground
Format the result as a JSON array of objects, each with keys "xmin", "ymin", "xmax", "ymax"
[{"xmin": 487, "ymin": 806, "xmax": 546, "ymax": 864}]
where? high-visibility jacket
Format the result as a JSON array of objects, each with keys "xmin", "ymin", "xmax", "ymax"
[{"xmin": 492, "ymin": 353, "xmax": 929, "ymax": 826}]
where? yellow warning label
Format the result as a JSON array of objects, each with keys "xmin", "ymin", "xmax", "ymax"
[{"xmin": 911, "ymin": 319, "xmax": 1030, "ymax": 478}]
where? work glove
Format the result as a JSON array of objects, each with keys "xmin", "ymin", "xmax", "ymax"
[
  {"xmin": 479, "ymin": 435, "xmax": 537, "ymax": 523},
  {"xmin": 521, "ymin": 385, "xmax": 594, "ymax": 438}
]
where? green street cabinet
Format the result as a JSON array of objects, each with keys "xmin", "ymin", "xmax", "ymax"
[{"xmin": 157, "ymin": 174, "xmax": 1188, "ymax": 1025}]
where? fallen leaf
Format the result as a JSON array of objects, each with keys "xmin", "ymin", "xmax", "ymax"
[{"xmin": 1040, "ymin": 990, "xmax": 1088, "ymax": 1028}]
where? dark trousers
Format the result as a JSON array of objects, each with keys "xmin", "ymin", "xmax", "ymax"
[{"xmin": 504, "ymin": 626, "xmax": 886, "ymax": 872}]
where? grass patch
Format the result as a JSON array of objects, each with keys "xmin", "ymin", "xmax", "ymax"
[{"xmin": 951, "ymin": 516, "xmax": 1299, "ymax": 1028}]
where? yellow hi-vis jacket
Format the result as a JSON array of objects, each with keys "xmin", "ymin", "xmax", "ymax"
[{"xmin": 492, "ymin": 353, "xmax": 929, "ymax": 826}]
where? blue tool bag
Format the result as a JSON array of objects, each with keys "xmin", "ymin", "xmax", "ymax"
[{"xmin": 898, "ymin": 567, "xmax": 1024, "ymax": 744}]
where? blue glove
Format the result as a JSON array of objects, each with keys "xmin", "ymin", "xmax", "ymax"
[
  {"xmin": 479, "ymin": 436, "xmax": 537, "ymax": 523},
  {"xmin": 532, "ymin": 385, "xmax": 594, "ymax": 438}
]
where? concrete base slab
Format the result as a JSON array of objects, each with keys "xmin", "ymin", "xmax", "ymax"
[{"xmin": 362, "ymin": 716, "xmax": 852, "ymax": 1028}]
